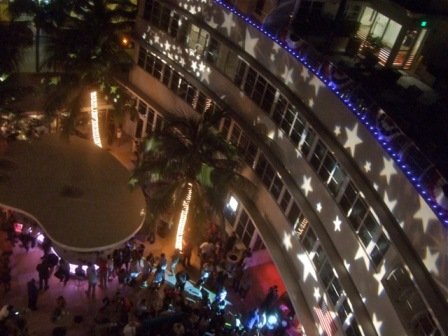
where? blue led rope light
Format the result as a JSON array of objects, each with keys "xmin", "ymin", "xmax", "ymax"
[{"xmin": 213, "ymin": 0, "xmax": 448, "ymax": 226}]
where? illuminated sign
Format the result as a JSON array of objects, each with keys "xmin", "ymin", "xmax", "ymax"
[
  {"xmin": 175, "ymin": 183, "xmax": 193, "ymax": 250},
  {"xmin": 294, "ymin": 217, "xmax": 309, "ymax": 238},
  {"xmin": 90, "ymin": 91, "xmax": 102, "ymax": 148}
]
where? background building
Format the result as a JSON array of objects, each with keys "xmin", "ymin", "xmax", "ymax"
[{"xmin": 120, "ymin": 0, "xmax": 448, "ymax": 335}]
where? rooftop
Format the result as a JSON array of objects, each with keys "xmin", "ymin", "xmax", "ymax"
[{"xmin": 0, "ymin": 134, "xmax": 146, "ymax": 251}]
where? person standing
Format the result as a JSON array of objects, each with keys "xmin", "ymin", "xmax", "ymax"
[
  {"xmin": 157, "ymin": 253, "xmax": 167, "ymax": 285},
  {"xmin": 140, "ymin": 254, "xmax": 151, "ymax": 287},
  {"xmin": 196, "ymin": 262, "xmax": 211, "ymax": 289},
  {"xmin": 260, "ymin": 285, "xmax": 278, "ymax": 313},
  {"xmin": 52, "ymin": 296, "xmax": 67, "ymax": 322},
  {"xmin": 152, "ymin": 266, "xmax": 164, "ymax": 289},
  {"xmin": 182, "ymin": 241, "xmax": 193, "ymax": 268},
  {"xmin": 106, "ymin": 255, "xmax": 114, "ymax": 282},
  {"xmin": 169, "ymin": 249, "xmax": 181, "ymax": 275},
  {"xmin": 122, "ymin": 318, "xmax": 139, "ymax": 336},
  {"xmin": 27, "ymin": 278, "xmax": 38, "ymax": 311},
  {"xmin": 86, "ymin": 263, "xmax": 97, "ymax": 298},
  {"xmin": 175, "ymin": 270, "xmax": 189, "ymax": 293},
  {"xmin": 97, "ymin": 257, "xmax": 108, "ymax": 289},
  {"xmin": 224, "ymin": 231, "xmax": 237, "ymax": 254},
  {"xmin": 36, "ymin": 260, "xmax": 50, "ymax": 290},
  {"xmin": 56, "ymin": 258, "xmax": 70, "ymax": 286}
]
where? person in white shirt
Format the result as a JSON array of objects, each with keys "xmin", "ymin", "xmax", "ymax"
[{"xmin": 122, "ymin": 319, "xmax": 139, "ymax": 336}]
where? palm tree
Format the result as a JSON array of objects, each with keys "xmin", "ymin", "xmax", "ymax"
[
  {"xmin": 0, "ymin": 21, "xmax": 34, "ymax": 141},
  {"xmin": 7, "ymin": 0, "xmax": 56, "ymax": 73},
  {"xmin": 40, "ymin": 0, "xmax": 137, "ymax": 136},
  {"xmin": 0, "ymin": 21, "xmax": 33, "ymax": 76},
  {"xmin": 130, "ymin": 110, "xmax": 251, "ymax": 247}
]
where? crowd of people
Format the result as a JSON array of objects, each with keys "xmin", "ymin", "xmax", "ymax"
[{"xmin": 0, "ymin": 210, "xmax": 300, "ymax": 336}]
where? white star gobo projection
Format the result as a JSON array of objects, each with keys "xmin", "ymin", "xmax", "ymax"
[
  {"xmin": 344, "ymin": 123, "xmax": 362, "ymax": 157},
  {"xmin": 178, "ymin": 0, "xmax": 209, "ymax": 15},
  {"xmin": 142, "ymin": 24, "xmax": 211, "ymax": 83},
  {"xmin": 301, "ymin": 175, "xmax": 313, "ymax": 197}
]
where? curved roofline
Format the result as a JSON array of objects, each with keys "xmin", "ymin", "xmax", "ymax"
[{"xmin": 0, "ymin": 204, "xmax": 145, "ymax": 252}]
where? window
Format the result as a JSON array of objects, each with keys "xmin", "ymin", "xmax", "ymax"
[
  {"xmin": 135, "ymin": 118, "xmax": 144, "ymax": 138},
  {"xmin": 348, "ymin": 198, "xmax": 368, "ymax": 231},
  {"xmin": 188, "ymin": 24, "xmax": 209, "ymax": 54},
  {"xmin": 235, "ymin": 61, "xmax": 248, "ymax": 87},
  {"xmin": 252, "ymin": 235, "xmax": 265, "ymax": 251},
  {"xmin": 153, "ymin": 58, "xmax": 164, "ymax": 80},
  {"xmin": 312, "ymin": 245, "xmax": 326, "ymax": 271},
  {"xmin": 279, "ymin": 190, "xmax": 291, "ymax": 212},
  {"xmin": 149, "ymin": 1, "xmax": 161, "ymax": 25},
  {"xmin": 358, "ymin": 213, "xmax": 380, "ymax": 246},
  {"xmin": 220, "ymin": 48, "xmax": 240, "ymax": 80},
  {"xmin": 230, "ymin": 124, "xmax": 242, "ymax": 146},
  {"xmin": 244, "ymin": 68, "xmax": 257, "ymax": 96},
  {"xmin": 205, "ymin": 37, "xmax": 220, "ymax": 64},
  {"xmin": 255, "ymin": 155, "xmax": 269, "ymax": 178},
  {"xmin": 337, "ymin": 299, "xmax": 352, "ymax": 322},
  {"xmin": 280, "ymin": 105, "xmax": 295, "ymax": 135},
  {"xmin": 327, "ymin": 161, "xmax": 346, "ymax": 197},
  {"xmin": 237, "ymin": 133, "xmax": 257, "ymax": 166},
  {"xmin": 221, "ymin": 118, "xmax": 231, "ymax": 138},
  {"xmin": 138, "ymin": 101, "xmax": 147, "ymax": 116},
  {"xmin": 170, "ymin": 72, "xmax": 181, "ymax": 93},
  {"xmin": 196, "ymin": 92, "xmax": 208, "ymax": 113},
  {"xmin": 138, "ymin": 47, "xmax": 146, "ymax": 67},
  {"xmin": 159, "ymin": 7, "xmax": 170, "ymax": 31},
  {"xmin": 370, "ymin": 233, "xmax": 390, "ymax": 266},
  {"xmin": 168, "ymin": 12, "xmax": 181, "ymax": 38},
  {"xmin": 143, "ymin": 0, "xmax": 154, "ymax": 20},
  {"xmin": 301, "ymin": 128, "xmax": 315, "ymax": 156},
  {"xmin": 290, "ymin": 114, "xmax": 306, "ymax": 146},
  {"xmin": 302, "ymin": 227, "xmax": 317, "ymax": 253},
  {"xmin": 185, "ymin": 85, "xmax": 197, "ymax": 106},
  {"xmin": 310, "ymin": 140, "xmax": 326, "ymax": 170},
  {"xmin": 252, "ymin": 75, "xmax": 267, "ymax": 105},
  {"xmin": 161, "ymin": 65, "xmax": 171, "ymax": 86},
  {"xmin": 261, "ymin": 84, "xmax": 275, "ymax": 112},
  {"xmin": 146, "ymin": 108, "xmax": 155, "ymax": 133},
  {"xmin": 234, "ymin": 209, "xmax": 257, "ymax": 248},
  {"xmin": 345, "ymin": 319, "xmax": 363, "ymax": 336},
  {"xmin": 145, "ymin": 53, "xmax": 155, "ymax": 73},
  {"xmin": 272, "ymin": 95, "xmax": 287, "ymax": 123},
  {"xmin": 270, "ymin": 174, "xmax": 283, "ymax": 201},
  {"xmin": 319, "ymin": 261, "xmax": 334, "ymax": 287},
  {"xmin": 339, "ymin": 182, "xmax": 358, "ymax": 214},
  {"xmin": 287, "ymin": 202, "xmax": 301, "ymax": 228},
  {"xmin": 327, "ymin": 279, "xmax": 343, "ymax": 306},
  {"xmin": 317, "ymin": 152, "xmax": 333, "ymax": 179},
  {"xmin": 261, "ymin": 164, "xmax": 275, "ymax": 189}
]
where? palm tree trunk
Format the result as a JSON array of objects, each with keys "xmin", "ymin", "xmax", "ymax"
[
  {"xmin": 175, "ymin": 183, "xmax": 193, "ymax": 250},
  {"xmin": 35, "ymin": 26, "xmax": 40, "ymax": 72}
]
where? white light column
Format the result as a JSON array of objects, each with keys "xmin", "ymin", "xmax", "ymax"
[
  {"xmin": 175, "ymin": 183, "xmax": 193, "ymax": 250},
  {"xmin": 90, "ymin": 91, "xmax": 102, "ymax": 148}
]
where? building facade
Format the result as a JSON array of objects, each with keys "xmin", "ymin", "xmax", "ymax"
[{"xmin": 122, "ymin": 0, "xmax": 448, "ymax": 335}]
